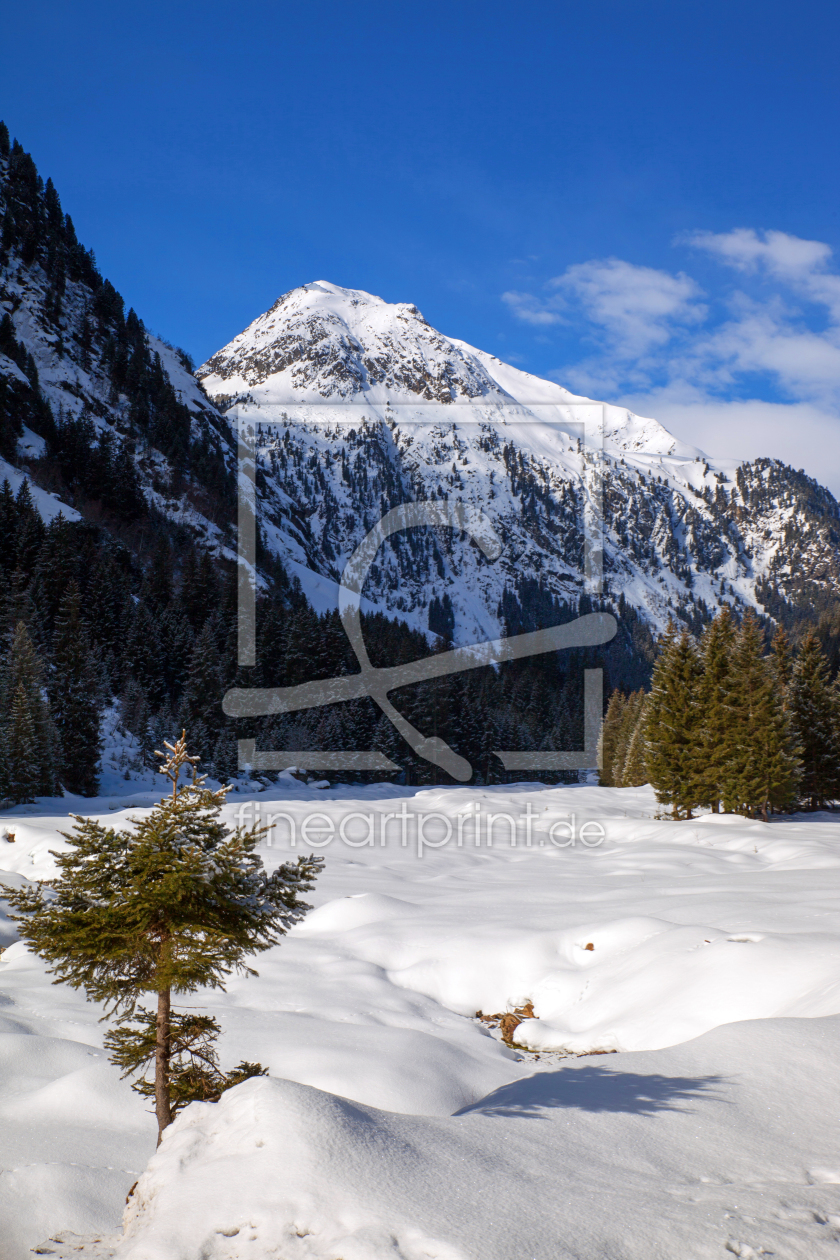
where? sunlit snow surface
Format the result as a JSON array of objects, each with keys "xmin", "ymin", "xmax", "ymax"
[{"xmin": 3, "ymin": 780, "xmax": 840, "ymax": 1258}]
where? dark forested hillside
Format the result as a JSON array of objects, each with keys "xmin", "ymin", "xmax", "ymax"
[{"xmin": 0, "ymin": 121, "xmax": 234, "ymax": 534}]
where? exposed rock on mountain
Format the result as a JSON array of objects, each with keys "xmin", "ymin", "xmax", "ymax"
[{"xmin": 199, "ymin": 281, "xmax": 840, "ymax": 661}]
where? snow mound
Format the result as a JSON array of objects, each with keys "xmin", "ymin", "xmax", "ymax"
[
  {"xmin": 117, "ymin": 1015, "xmax": 840, "ymax": 1260},
  {"xmin": 297, "ymin": 892, "xmax": 418, "ymax": 933}
]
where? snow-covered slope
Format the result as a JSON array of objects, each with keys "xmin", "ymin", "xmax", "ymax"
[
  {"xmin": 6, "ymin": 781, "xmax": 840, "ymax": 1258},
  {"xmin": 199, "ymin": 281, "xmax": 840, "ymax": 642}
]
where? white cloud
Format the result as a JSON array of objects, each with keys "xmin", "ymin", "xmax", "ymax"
[
  {"xmin": 697, "ymin": 301, "xmax": 840, "ymax": 398},
  {"xmin": 550, "ymin": 258, "xmax": 705, "ymax": 358},
  {"xmin": 689, "ymin": 228, "xmax": 840, "ymax": 325},
  {"xmin": 504, "ymin": 259, "xmax": 705, "ymax": 358},
  {"xmin": 500, "ymin": 290, "xmax": 563, "ymax": 326},
  {"xmin": 508, "ymin": 230, "xmax": 840, "ymax": 399},
  {"xmin": 503, "ymin": 229, "xmax": 840, "ymax": 491},
  {"xmin": 622, "ymin": 389, "xmax": 840, "ymax": 496},
  {"xmin": 688, "ymin": 228, "xmax": 832, "ymax": 280}
]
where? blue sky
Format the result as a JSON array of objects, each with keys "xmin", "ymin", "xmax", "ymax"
[{"xmin": 5, "ymin": 0, "xmax": 840, "ymax": 485}]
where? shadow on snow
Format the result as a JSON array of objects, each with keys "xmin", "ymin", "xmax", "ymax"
[{"xmin": 457, "ymin": 1066, "xmax": 729, "ymax": 1118}]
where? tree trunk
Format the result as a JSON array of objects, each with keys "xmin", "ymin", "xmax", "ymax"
[{"xmin": 155, "ymin": 985, "xmax": 172, "ymax": 1145}]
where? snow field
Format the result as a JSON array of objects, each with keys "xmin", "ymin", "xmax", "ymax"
[{"xmin": 1, "ymin": 780, "xmax": 840, "ymax": 1256}]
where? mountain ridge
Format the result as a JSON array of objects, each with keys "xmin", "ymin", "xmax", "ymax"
[{"xmin": 196, "ymin": 280, "xmax": 840, "ymax": 659}]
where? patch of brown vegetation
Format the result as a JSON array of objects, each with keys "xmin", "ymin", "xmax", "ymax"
[{"xmin": 475, "ymin": 1001, "xmax": 537, "ymax": 1045}]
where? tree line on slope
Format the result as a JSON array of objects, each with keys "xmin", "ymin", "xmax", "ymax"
[
  {"xmin": 0, "ymin": 475, "xmax": 250, "ymax": 803},
  {"xmin": 600, "ymin": 605, "xmax": 840, "ymax": 818},
  {"xmin": 2, "ymin": 476, "xmax": 630, "ymax": 804}
]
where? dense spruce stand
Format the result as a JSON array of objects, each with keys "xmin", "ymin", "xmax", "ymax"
[
  {"xmin": 788, "ymin": 631, "xmax": 840, "ymax": 809},
  {"xmin": 595, "ymin": 606, "xmax": 840, "ymax": 819}
]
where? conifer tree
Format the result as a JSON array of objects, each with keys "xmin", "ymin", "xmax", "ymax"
[
  {"xmin": 179, "ymin": 621, "xmax": 223, "ymax": 758},
  {"xmin": 620, "ymin": 696, "xmax": 649, "ymax": 787},
  {"xmin": 120, "ymin": 678, "xmax": 153, "ymax": 764},
  {"xmin": 4, "ymin": 684, "xmax": 40, "ymax": 803},
  {"xmin": 157, "ymin": 604, "xmax": 194, "ymax": 699},
  {"xmin": 722, "ymin": 611, "xmax": 800, "ymax": 820},
  {"xmin": 695, "ymin": 607, "xmax": 736, "ymax": 812},
  {"xmin": 211, "ymin": 725, "xmax": 240, "ymax": 784},
  {"xmin": 182, "ymin": 550, "xmax": 220, "ymax": 630},
  {"xmin": 771, "ymin": 625, "xmax": 795, "ymax": 694},
  {"xmin": 124, "ymin": 602, "xmax": 166, "ymax": 707},
  {"xmin": 104, "ymin": 1010, "xmax": 267, "ymax": 1116},
  {"xmin": 4, "ymin": 733, "xmax": 322, "ymax": 1144},
  {"xmin": 0, "ymin": 569, "xmax": 42, "ymax": 649},
  {"xmin": 14, "ymin": 480, "xmax": 45, "ymax": 572},
  {"xmin": 598, "ymin": 690, "xmax": 628, "ymax": 786},
  {"xmin": 789, "ymin": 632, "xmax": 840, "ymax": 809},
  {"xmin": 0, "ymin": 621, "xmax": 57, "ymax": 801},
  {"xmin": 0, "ymin": 480, "xmax": 17, "ymax": 571},
  {"xmin": 142, "ymin": 537, "xmax": 175, "ymax": 611},
  {"xmin": 645, "ymin": 625, "xmax": 703, "ymax": 818},
  {"xmin": 49, "ymin": 582, "xmax": 102, "ymax": 795},
  {"xmin": 31, "ymin": 513, "xmax": 80, "ymax": 636},
  {"xmin": 612, "ymin": 690, "xmax": 645, "ymax": 786}
]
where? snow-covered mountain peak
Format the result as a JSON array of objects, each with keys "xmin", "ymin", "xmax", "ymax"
[
  {"xmin": 194, "ymin": 281, "xmax": 827, "ymax": 642},
  {"xmin": 198, "ymin": 280, "xmax": 514, "ymax": 406},
  {"xmin": 199, "ymin": 280, "xmax": 522, "ymax": 406},
  {"xmin": 197, "ymin": 282, "xmax": 696, "ymax": 460}
]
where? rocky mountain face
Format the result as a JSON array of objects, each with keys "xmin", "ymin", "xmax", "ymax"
[{"xmin": 198, "ymin": 280, "xmax": 840, "ymax": 667}]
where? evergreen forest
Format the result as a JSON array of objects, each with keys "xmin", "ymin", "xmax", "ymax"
[
  {"xmin": 601, "ymin": 606, "xmax": 840, "ymax": 818},
  {"xmin": 1, "ymin": 476, "xmax": 652, "ymax": 803}
]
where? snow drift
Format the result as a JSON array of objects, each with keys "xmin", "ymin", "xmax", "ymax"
[{"xmin": 117, "ymin": 1015, "xmax": 840, "ymax": 1260}]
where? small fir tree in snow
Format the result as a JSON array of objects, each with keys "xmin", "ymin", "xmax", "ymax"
[
  {"xmin": 4, "ymin": 731, "xmax": 323, "ymax": 1144},
  {"xmin": 788, "ymin": 631, "xmax": 840, "ymax": 809},
  {"xmin": 104, "ymin": 1009, "xmax": 267, "ymax": 1117}
]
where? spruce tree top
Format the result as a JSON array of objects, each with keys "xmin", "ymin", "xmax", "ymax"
[{"xmin": 4, "ymin": 733, "xmax": 323, "ymax": 1014}]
